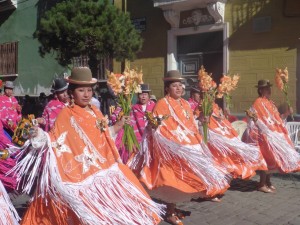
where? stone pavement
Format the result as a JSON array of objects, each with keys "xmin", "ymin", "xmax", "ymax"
[
  {"xmin": 160, "ymin": 173, "xmax": 300, "ymax": 225},
  {"xmin": 11, "ymin": 173, "xmax": 300, "ymax": 225}
]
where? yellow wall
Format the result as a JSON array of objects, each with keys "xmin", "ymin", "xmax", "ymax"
[
  {"xmin": 126, "ymin": 0, "xmax": 169, "ymax": 99},
  {"xmin": 226, "ymin": 0, "xmax": 300, "ymax": 113},
  {"xmin": 130, "ymin": 58, "xmax": 165, "ymax": 98}
]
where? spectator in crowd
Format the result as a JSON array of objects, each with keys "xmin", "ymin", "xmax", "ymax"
[
  {"xmin": 187, "ymin": 86, "xmax": 201, "ymax": 111},
  {"xmin": 36, "ymin": 92, "xmax": 49, "ymax": 117},
  {"xmin": 0, "ymin": 81, "xmax": 22, "ymax": 135},
  {"xmin": 37, "ymin": 78, "xmax": 69, "ymax": 132}
]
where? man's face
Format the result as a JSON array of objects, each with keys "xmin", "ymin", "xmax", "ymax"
[{"xmin": 4, "ymin": 88, "xmax": 13, "ymax": 97}]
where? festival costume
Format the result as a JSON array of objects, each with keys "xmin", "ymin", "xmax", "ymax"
[
  {"xmin": 243, "ymin": 97, "xmax": 300, "ymax": 173},
  {"xmin": 131, "ymin": 100, "xmax": 156, "ymax": 143},
  {"xmin": 0, "ymin": 112, "xmax": 19, "ymax": 190},
  {"xmin": 0, "ymin": 180, "xmax": 20, "ymax": 225},
  {"xmin": 110, "ymin": 106, "xmax": 130, "ymax": 162},
  {"xmin": 14, "ymin": 105, "xmax": 162, "ymax": 225},
  {"xmin": 129, "ymin": 96, "xmax": 231, "ymax": 203},
  {"xmin": 0, "ymin": 95, "xmax": 21, "ymax": 133},
  {"xmin": 187, "ymin": 98, "xmax": 198, "ymax": 111},
  {"xmin": 205, "ymin": 103, "xmax": 267, "ymax": 179},
  {"xmin": 41, "ymin": 99, "xmax": 66, "ymax": 132}
]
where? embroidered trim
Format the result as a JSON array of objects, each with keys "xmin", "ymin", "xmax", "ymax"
[{"xmin": 70, "ymin": 116, "xmax": 106, "ymax": 164}]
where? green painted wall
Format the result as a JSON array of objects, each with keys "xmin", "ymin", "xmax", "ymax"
[{"xmin": 0, "ymin": 0, "xmax": 65, "ymax": 96}]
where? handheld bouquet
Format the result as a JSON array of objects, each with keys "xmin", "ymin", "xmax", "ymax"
[
  {"xmin": 275, "ymin": 67, "xmax": 293, "ymax": 120},
  {"xmin": 216, "ymin": 74, "xmax": 240, "ymax": 110},
  {"xmin": 107, "ymin": 66, "xmax": 143, "ymax": 153},
  {"xmin": 198, "ymin": 66, "xmax": 218, "ymax": 143}
]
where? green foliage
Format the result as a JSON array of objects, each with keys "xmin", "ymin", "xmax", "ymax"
[{"xmin": 35, "ymin": 0, "xmax": 143, "ymax": 66}]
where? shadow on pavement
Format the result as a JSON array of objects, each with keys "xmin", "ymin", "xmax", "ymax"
[{"xmin": 229, "ymin": 178, "xmax": 259, "ymax": 192}]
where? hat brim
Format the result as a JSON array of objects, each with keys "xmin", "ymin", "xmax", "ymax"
[
  {"xmin": 190, "ymin": 87, "xmax": 200, "ymax": 93},
  {"xmin": 65, "ymin": 76, "xmax": 97, "ymax": 84},
  {"xmin": 141, "ymin": 89, "xmax": 151, "ymax": 92},
  {"xmin": 4, "ymin": 86, "xmax": 14, "ymax": 89},
  {"xmin": 162, "ymin": 77, "xmax": 185, "ymax": 82},
  {"xmin": 255, "ymin": 84, "xmax": 273, "ymax": 88},
  {"xmin": 51, "ymin": 85, "xmax": 68, "ymax": 93}
]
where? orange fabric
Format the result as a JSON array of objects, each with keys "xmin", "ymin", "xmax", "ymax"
[
  {"xmin": 21, "ymin": 105, "xmax": 160, "ymax": 225},
  {"xmin": 249, "ymin": 97, "xmax": 300, "ymax": 172},
  {"xmin": 21, "ymin": 196, "xmax": 81, "ymax": 225},
  {"xmin": 49, "ymin": 105, "xmax": 120, "ymax": 182},
  {"xmin": 207, "ymin": 103, "xmax": 266, "ymax": 179},
  {"xmin": 135, "ymin": 96, "xmax": 230, "ymax": 200}
]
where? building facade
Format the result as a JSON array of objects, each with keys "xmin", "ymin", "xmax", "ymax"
[{"xmin": 128, "ymin": 0, "xmax": 300, "ymax": 114}]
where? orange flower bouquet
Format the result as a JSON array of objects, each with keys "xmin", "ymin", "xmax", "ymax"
[
  {"xmin": 275, "ymin": 67, "xmax": 293, "ymax": 120},
  {"xmin": 216, "ymin": 74, "xmax": 240, "ymax": 109},
  {"xmin": 107, "ymin": 66, "xmax": 143, "ymax": 152},
  {"xmin": 198, "ymin": 66, "xmax": 217, "ymax": 143}
]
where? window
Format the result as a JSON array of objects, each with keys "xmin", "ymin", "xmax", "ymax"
[
  {"xmin": 72, "ymin": 55, "xmax": 113, "ymax": 81},
  {"xmin": 0, "ymin": 41, "xmax": 18, "ymax": 76}
]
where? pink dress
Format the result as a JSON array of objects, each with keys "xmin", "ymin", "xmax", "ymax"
[
  {"xmin": 0, "ymin": 113, "xmax": 18, "ymax": 190},
  {"xmin": 0, "ymin": 95, "xmax": 21, "ymax": 133},
  {"xmin": 131, "ymin": 100, "xmax": 156, "ymax": 143},
  {"xmin": 188, "ymin": 98, "xmax": 198, "ymax": 111},
  {"xmin": 110, "ymin": 101, "xmax": 155, "ymax": 163},
  {"xmin": 41, "ymin": 99, "xmax": 66, "ymax": 132}
]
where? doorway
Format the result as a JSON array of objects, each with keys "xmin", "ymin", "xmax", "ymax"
[{"xmin": 177, "ymin": 31, "xmax": 223, "ymax": 100}]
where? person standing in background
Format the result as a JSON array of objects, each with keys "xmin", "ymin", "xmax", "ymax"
[
  {"xmin": 37, "ymin": 78, "xmax": 69, "ymax": 132},
  {"xmin": 0, "ymin": 81, "xmax": 22, "ymax": 136}
]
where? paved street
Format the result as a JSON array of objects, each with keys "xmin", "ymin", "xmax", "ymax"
[
  {"xmin": 160, "ymin": 173, "xmax": 300, "ymax": 225},
  {"xmin": 11, "ymin": 172, "xmax": 300, "ymax": 225}
]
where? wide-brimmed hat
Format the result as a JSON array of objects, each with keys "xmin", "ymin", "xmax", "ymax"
[
  {"xmin": 51, "ymin": 78, "xmax": 68, "ymax": 93},
  {"xmin": 255, "ymin": 79, "xmax": 272, "ymax": 88},
  {"xmin": 190, "ymin": 85, "xmax": 200, "ymax": 93},
  {"xmin": 4, "ymin": 81, "xmax": 14, "ymax": 89},
  {"xmin": 139, "ymin": 83, "xmax": 151, "ymax": 92},
  {"xmin": 65, "ymin": 67, "xmax": 97, "ymax": 84},
  {"xmin": 162, "ymin": 70, "xmax": 185, "ymax": 82}
]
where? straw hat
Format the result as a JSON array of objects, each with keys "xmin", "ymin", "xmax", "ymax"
[
  {"xmin": 255, "ymin": 79, "xmax": 272, "ymax": 88},
  {"xmin": 65, "ymin": 67, "xmax": 97, "ymax": 84},
  {"xmin": 162, "ymin": 70, "xmax": 185, "ymax": 82}
]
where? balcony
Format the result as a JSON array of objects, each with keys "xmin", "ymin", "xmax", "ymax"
[{"xmin": 0, "ymin": 0, "xmax": 17, "ymax": 13}]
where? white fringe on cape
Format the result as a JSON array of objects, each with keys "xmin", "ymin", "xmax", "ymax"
[
  {"xmin": 256, "ymin": 119, "xmax": 300, "ymax": 172},
  {"xmin": 129, "ymin": 126, "xmax": 231, "ymax": 196},
  {"xmin": 208, "ymin": 129, "xmax": 267, "ymax": 174},
  {"xmin": 0, "ymin": 181, "xmax": 20, "ymax": 225},
  {"xmin": 11, "ymin": 131, "xmax": 164, "ymax": 225}
]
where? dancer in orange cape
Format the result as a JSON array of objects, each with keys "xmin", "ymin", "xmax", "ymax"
[
  {"xmin": 243, "ymin": 79, "xmax": 300, "ymax": 193},
  {"xmin": 195, "ymin": 99, "xmax": 267, "ymax": 179},
  {"xmin": 12, "ymin": 67, "xmax": 163, "ymax": 225},
  {"xmin": 129, "ymin": 70, "xmax": 231, "ymax": 225}
]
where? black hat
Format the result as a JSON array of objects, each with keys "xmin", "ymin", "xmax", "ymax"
[
  {"xmin": 140, "ymin": 83, "xmax": 151, "ymax": 92},
  {"xmin": 255, "ymin": 79, "xmax": 272, "ymax": 88},
  {"xmin": 190, "ymin": 85, "xmax": 200, "ymax": 93},
  {"xmin": 51, "ymin": 78, "xmax": 68, "ymax": 93}
]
